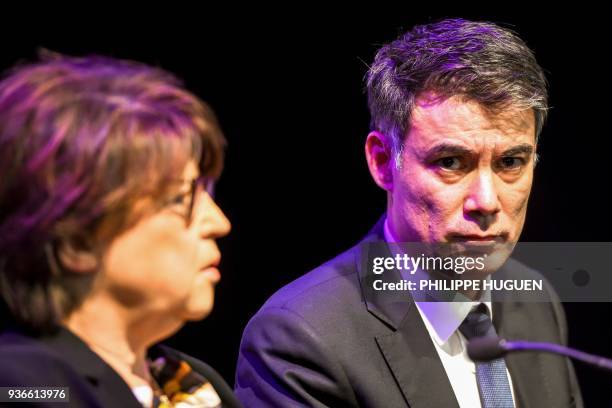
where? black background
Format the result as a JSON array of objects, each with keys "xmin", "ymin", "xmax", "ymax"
[{"xmin": 2, "ymin": 9, "xmax": 610, "ymax": 406}]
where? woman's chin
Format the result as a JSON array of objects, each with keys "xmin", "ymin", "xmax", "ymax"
[{"xmin": 182, "ymin": 293, "xmax": 215, "ymax": 321}]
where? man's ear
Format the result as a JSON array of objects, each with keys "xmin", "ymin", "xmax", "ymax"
[
  {"xmin": 56, "ymin": 238, "xmax": 99, "ymax": 274},
  {"xmin": 365, "ymin": 131, "xmax": 394, "ymax": 191}
]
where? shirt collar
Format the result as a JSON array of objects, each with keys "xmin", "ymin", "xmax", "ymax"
[
  {"xmin": 415, "ymin": 297, "xmax": 493, "ymax": 346},
  {"xmin": 383, "ymin": 217, "xmax": 493, "ymax": 345}
]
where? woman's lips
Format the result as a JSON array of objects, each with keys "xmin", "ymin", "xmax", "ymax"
[{"xmin": 200, "ymin": 266, "xmax": 221, "ymax": 283}]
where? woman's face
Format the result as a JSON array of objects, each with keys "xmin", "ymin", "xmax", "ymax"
[{"xmin": 98, "ymin": 160, "xmax": 231, "ymax": 324}]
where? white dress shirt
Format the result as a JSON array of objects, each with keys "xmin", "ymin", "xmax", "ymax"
[{"xmin": 383, "ymin": 218, "xmax": 516, "ymax": 408}]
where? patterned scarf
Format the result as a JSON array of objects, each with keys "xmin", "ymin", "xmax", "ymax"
[{"xmin": 148, "ymin": 350, "xmax": 222, "ymax": 408}]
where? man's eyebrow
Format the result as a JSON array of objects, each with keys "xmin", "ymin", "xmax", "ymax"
[
  {"xmin": 424, "ymin": 144, "xmax": 475, "ymax": 157},
  {"xmin": 500, "ymin": 144, "xmax": 534, "ymax": 156},
  {"xmin": 422, "ymin": 143, "xmax": 535, "ymax": 159}
]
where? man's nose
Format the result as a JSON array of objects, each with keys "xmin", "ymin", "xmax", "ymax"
[{"xmin": 463, "ymin": 170, "xmax": 501, "ymax": 228}]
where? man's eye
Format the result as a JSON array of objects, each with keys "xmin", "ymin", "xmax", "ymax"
[
  {"xmin": 498, "ymin": 156, "xmax": 525, "ymax": 169},
  {"xmin": 436, "ymin": 157, "xmax": 463, "ymax": 170}
]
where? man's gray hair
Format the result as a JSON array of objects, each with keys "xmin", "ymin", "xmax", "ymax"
[{"xmin": 366, "ymin": 18, "xmax": 548, "ymax": 161}]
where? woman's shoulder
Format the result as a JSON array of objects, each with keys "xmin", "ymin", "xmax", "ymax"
[
  {"xmin": 0, "ymin": 329, "xmax": 139, "ymax": 407},
  {"xmin": 0, "ymin": 330, "xmax": 67, "ymax": 368},
  {"xmin": 0, "ymin": 330, "xmax": 84, "ymax": 386}
]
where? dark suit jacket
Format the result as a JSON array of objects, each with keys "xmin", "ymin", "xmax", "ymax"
[
  {"xmin": 235, "ymin": 217, "xmax": 583, "ymax": 407},
  {"xmin": 0, "ymin": 327, "xmax": 242, "ymax": 407}
]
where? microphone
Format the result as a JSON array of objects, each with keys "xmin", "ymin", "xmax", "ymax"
[
  {"xmin": 467, "ymin": 337, "xmax": 612, "ymax": 373},
  {"xmin": 467, "ymin": 337, "xmax": 507, "ymax": 361}
]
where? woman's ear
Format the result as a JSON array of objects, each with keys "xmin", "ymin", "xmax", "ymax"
[
  {"xmin": 56, "ymin": 238, "xmax": 99, "ymax": 274},
  {"xmin": 365, "ymin": 131, "xmax": 394, "ymax": 191}
]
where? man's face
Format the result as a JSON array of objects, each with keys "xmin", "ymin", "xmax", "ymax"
[{"xmin": 386, "ymin": 94, "xmax": 536, "ymax": 247}]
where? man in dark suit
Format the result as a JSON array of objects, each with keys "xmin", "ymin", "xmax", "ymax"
[{"xmin": 235, "ymin": 18, "xmax": 582, "ymax": 407}]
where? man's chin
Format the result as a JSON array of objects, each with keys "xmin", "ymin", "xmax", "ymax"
[
  {"xmin": 432, "ymin": 240, "xmax": 516, "ymax": 277},
  {"xmin": 452, "ymin": 239, "xmax": 511, "ymax": 254}
]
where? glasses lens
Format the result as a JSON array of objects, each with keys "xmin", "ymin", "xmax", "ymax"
[{"xmin": 187, "ymin": 176, "xmax": 215, "ymax": 225}]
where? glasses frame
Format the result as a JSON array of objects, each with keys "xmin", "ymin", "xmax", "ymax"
[{"xmin": 163, "ymin": 175, "xmax": 215, "ymax": 227}]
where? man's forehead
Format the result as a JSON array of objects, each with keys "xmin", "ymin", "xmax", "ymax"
[{"xmin": 408, "ymin": 94, "xmax": 536, "ymax": 147}]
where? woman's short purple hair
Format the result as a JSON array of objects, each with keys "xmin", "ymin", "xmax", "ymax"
[{"xmin": 0, "ymin": 52, "xmax": 226, "ymax": 331}]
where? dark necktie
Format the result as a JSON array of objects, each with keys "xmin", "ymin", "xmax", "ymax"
[{"xmin": 459, "ymin": 303, "xmax": 515, "ymax": 408}]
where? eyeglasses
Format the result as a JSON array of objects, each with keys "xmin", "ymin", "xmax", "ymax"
[{"xmin": 162, "ymin": 175, "xmax": 215, "ymax": 227}]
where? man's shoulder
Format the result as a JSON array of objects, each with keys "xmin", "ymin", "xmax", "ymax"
[
  {"xmin": 499, "ymin": 256, "xmax": 543, "ymax": 278},
  {"xmin": 498, "ymin": 256, "xmax": 560, "ymax": 301},
  {"xmin": 263, "ymin": 243, "xmax": 362, "ymax": 310},
  {"xmin": 252, "ymin": 240, "xmax": 370, "ymax": 331}
]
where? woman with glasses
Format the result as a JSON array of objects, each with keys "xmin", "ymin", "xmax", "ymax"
[{"xmin": 0, "ymin": 53, "xmax": 240, "ymax": 407}]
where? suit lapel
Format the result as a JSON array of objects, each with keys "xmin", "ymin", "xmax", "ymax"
[
  {"xmin": 358, "ymin": 216, "xmax": 459, "ymax": 407},
  {"xmin": 375, "ymin": 304, "xmax": 460, "ymax": 408}
]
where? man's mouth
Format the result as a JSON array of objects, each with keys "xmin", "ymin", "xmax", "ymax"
[{"xmin": 447, "ymin": 233, "xmax": 509, "ymax": 244}]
